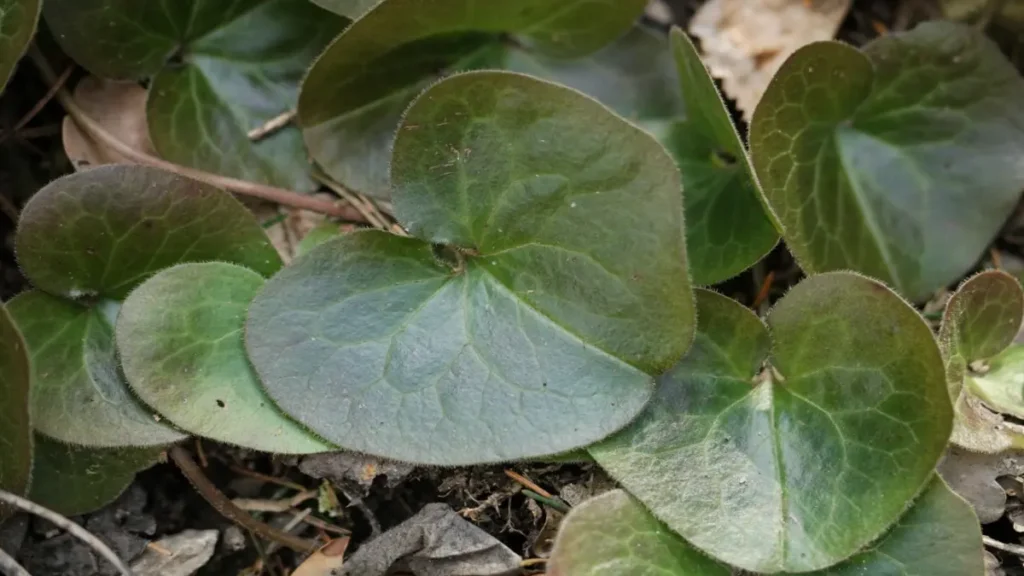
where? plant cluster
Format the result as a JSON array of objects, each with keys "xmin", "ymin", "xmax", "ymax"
[{"xmin": 1, "ymin": 1, "xmax": 1024, "ymax": 574}]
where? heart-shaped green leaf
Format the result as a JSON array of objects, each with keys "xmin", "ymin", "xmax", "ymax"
[
  {"xmin": 749, "ymin": 21, "xmax": 1024, "ymax": 301},
  {"xmin": 590, "ymin": 275, "xmax": 951, "ymax": 573},
  {"xmin": 8, "ymin": 291, "xmax": 186, "ymax": 448},
  {"xmin": 309, "ymin": 0, "xmax": 377, "ymax": 18},
  {"xmin": 660, "ymin": 28, "xmax": 778, "ymax": 285},
  {"xmin": 16, "ymin": 164, "xmax": 282, "ymax": 300},
  {"xmin": 0, "ymin": 0, "xmax": 40, "ymax": 92},
  {"xmin": 298, "ymin": 0, "xmax": 648, "ymax": 197},
  {"xmin": 938, "ymin": 270, "xmax": 1024, "ymax": 451},
  {"xmin": 940, "ymin": 270, "xmax": 1024, "ymax": 365},
  {"xmin": 548, "ymin": 477, "xmax": 982, "ymax": 576},
  {"xmin": 28, "ymin": 434, "xmax": 161, "ymax": 516},
  {"xmin": 118, "ymin": 262, "xmax": 333, "ymax": 454},
  {"xmin": 248, "ymin": 71, "xmax": 693, "ymax": 465},
  {"xmin": 0, "ymin": 303, "xmax": 32, "ymax": 507},
  {"xmin": 43, "ymin": 0, "xmax": 346, "ymax": 190}
]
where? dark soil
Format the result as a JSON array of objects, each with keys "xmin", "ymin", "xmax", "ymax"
[{"xmin": 2, "ymin": 1, "xmax": 1023, "ymax": 575}]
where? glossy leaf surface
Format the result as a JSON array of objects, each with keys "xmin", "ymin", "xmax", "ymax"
[
  {"xmin": 0, "ymin": 304, "xmax": 31, "ymax": 502},
  {"xmin": 16, "ymin": 165, "xmax": 281, "ymax": 300},
  {"xmin": 248, "ymin": 72, "xmax": 693, "ymax": 465},
  {"xmin": 750, "ymin": 21, "xmax": 1024, "ymax": 301},
  {"xmin": 548, "ymin": 478, "xmax": 982, "ymax": 576},
  {"xmin": 661, "ymin": 28, "xmax": 777, "ymax": 285},
  {"xmin": 591, "ymin": 277, "xmax": 951, "ymax": 573},
  {"xmin": 43, "ymin": 0, "xmax": 345, "ymax": 190},
  {"xmin": 8, "ymin": 291, "xmax": 185, "ymax": 448},
  {"xmin": 0, "ymin": 0, "xmax": 40, "ymax": 91},
  {"xmin": 28, "ymin": 434, "xmax": 161, "ymax": 516},
  {"xmin": 118, "ymin": 262, "xmax": 332, "ymax": 453},
  {"xmin": 940, "ymin": 270, "xmax": 1024, "ymax": 364},
  {"xmin": 299, "ymin": 0, "xmax": 647, "ymax": 197}
]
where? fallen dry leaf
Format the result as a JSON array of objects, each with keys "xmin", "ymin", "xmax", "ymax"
[
  {"xmin": 690, "ymin": 0, "xmax": 852, "ymax": 121},
  {"xmin": 62, "ymin": 76, "xmax": 155, "ymax": 170},
  {"xmin": 293, "ymin": 538, "xmax": 349, "ymax": 576}
]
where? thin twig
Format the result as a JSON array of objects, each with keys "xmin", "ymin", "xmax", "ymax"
[
  {"xmin": 26, "ymin": 46, "xmax": 366, "ymax": 222},
  {"xmin": 504, "ymin": 469, "xmax": 553, "ymax": 498},
  {"xmin": 334, "ymin": 483, "xmax": 381, "ymax": 538},
  {"xmin": 264, "ymin": 508, "xmax": 313, "ymax": 556},
  {"xmin": 228, "ymin": 465, "xmax": 307, "ymax": 492},
  {"xmin": 301, "ymin": 514, "xmax": 350, "ymax": 536},
  {"xmin": 0, "ymin": 193, "xmax": 19, "ymax": 223},
  {"xmin": 312, "ymin": 171, "xmax": 390, "ymax": 230},
  {"xmin": 0, "ymin": 64, "xmax": 73, "ymax": 146},
  {"xmin": 0, "ymin": 489, "xmax": 133, "ymax": 575},
  {"xmin": 0, "ymin": 546, "xmax": 31, "ymax": 576},
  {"xmin": 167, "ymin": 445, "xmax": 319, "ymax": 553},
  {"xmin": 984, "ymin": 535, "xmax": 1024, "ymax": 557},
  {"xmin": 248, "ymin": 110, "xmax": 296, "ymax": 141},
  {"xmin": 976, "ymin": 0, "xmax": 1008, "ymax": 30},
  {"xmin": 233, "ymin": 490, "xmax": 318, "ymax": 513}
]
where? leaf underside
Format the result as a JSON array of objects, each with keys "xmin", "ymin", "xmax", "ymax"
[
  {"xmin": 750, "ymin": 21, "xmax": 1024, "ymax": 301},
  {"xmin": 548, "ymin": 477, "xmax": 982, "ymax": 576},
  {"xmin": 591, "ymin": 275, "xmax": 951, "ymax": 573},
  {"xmin": 118, "ymin": 262, "xmax": 333, "ymax": 454},
  {"xmin": 43, "ymin": 0, "xmax": 346, "ymax": 190},
  {"xmin": 248, "ymin": 71, "xmax": 693, "ymax": 465}
]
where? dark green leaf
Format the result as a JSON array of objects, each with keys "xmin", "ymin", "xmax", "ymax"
[
  {"xmin": 249, "ymin": 72, "xmax": 692, "ymax": 466},
  {"xmin": 0, "ymin": 303, "xmax": 31, "ymax": 504},
  {"xmin": 118, "ymin": 262, "xmax": 333, "ymax": 454},
  {"xmin": 661, "ymin": 28, "xmax": 778, "ymax": 285},
  {"xmin": 16, "ymin": 165, "xmax": 282, "ymax": 300},
  {"xmin": 940, "ymin": 270, "xmax": 1024, "ymax": 364},
  {"xmin": 43, "ymin": 0, "xmax": 346, "ymax": 190},
  {"xmin": 749, "ymin": 22, "xmax": 1024, "ymax": 301},
  {"xmin": 28, "ymin": 434, "xmax": 161, "ymax": 516},
  {"xmin": 591, "ymin": 276, "xmax": 951, "ymax": 573},
  {"xmin": 503, "ymin": 26, "xmax": 683, "ymax": 125},
  {"xmin": 7, "ymin": 291, "xmax": 186, "ymax": 448},
  {"xmin": 548, "ymin": 477, "xmax": 982, "ymax": 576},
  {"xmin": 298, "ymin": 0, "xmax": 647, "ymax": 197},
  {"xmin": 0, "ymin": 0, "xmax": 40, "ymax": 92}
]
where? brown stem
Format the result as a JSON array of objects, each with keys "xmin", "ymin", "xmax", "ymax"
[
  {"xmin": 167, "ymin": 445, "xmax": 319, "ymax": 553},
  {"xmin": 26, "ymin": 46, "xmax": 367, "ymax": 222},
  {"xmin": 0, "ymin": 63, "xmax": 73, "ymax": 146}
]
